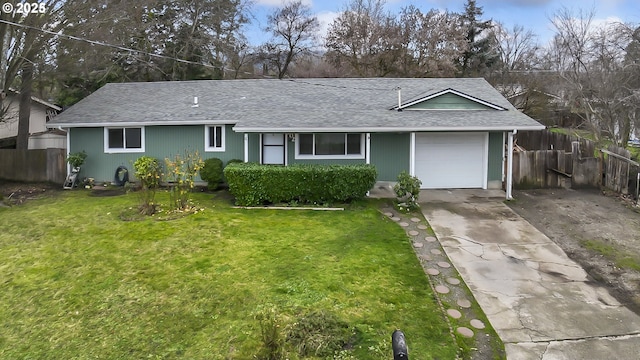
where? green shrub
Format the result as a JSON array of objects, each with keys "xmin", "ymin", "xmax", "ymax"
[
  {"xmin": 286, "ymin": 310, "xmax": 355, "ymax": 358},
  {"xmin": 224, "ymin": 163, "xmax": 377, "ymax": 206},
  {"xmin": 66, "ymin": 151, "xmax": 87, "ymax": 169},
  {"xmin": 254, "ymin": 305, "xmax": 287, "ymax": 360},
  {"xmin": 226, "ymin": 159, "xmax": 244, "ymax": 166},
  {"xmin": 200, "ymin": 158, "xmax": 223, "ymax": 190},
  {"xmin": 165, "ymin": 150, "xmax": 204, "ymax": 211},
  {"xmin": 394, "ymin": 171, "xmax": 422, "ymax": 210},
  {"xmin": 132, "ymin": 156, "xmax": 162, "ymax": 215}
]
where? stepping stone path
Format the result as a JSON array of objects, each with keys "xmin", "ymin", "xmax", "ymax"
[
  {"xmin": 381, "ymin": 206, "xmax": 497, "ymax": 360},
  {"xmin": 447, "ymin": 309, "xmax": 462, "ymax": 319},
  {"xmin": 447, "ymin": 278, "xmax": 461, "ymax": 285}
]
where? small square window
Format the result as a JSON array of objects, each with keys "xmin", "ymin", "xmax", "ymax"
[
  {"xmin": 105, "ymin": 127, "xmax": 144, "ymax": 153},
  {"xmin": 205, "ymin": 125, "xmax": 225, "ymax": 152}
]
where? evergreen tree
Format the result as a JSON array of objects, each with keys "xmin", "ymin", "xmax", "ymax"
[{"xmin": 458, "ymin": 0, "xmax": 498, "ymax": 77}]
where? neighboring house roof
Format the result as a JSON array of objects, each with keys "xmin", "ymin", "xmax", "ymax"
[
  {"xmin": 47, "ymin": 78, "xmax": 544, "ymax": 132},
  {"xmin": 5, "ymin": 88, "xmax": 62, "ymax": 111}
]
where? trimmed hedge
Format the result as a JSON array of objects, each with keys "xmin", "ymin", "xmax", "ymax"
[{"xmin": 224, "ymin": 163, "xmax": 377, "ymax": 206}]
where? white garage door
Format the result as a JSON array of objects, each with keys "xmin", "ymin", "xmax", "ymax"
[{"xmin": 415, "ymin": 132, "xmax": 487, "ymax": 189}]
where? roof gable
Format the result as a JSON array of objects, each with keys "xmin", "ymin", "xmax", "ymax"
[{"xmin": 396, "ymin": 89, "xmax": 506, "ymax": 111}]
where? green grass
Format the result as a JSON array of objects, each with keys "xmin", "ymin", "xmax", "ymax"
[
  {"xmin": 581, "ymin": 239, "xmax": 640, "ymax": 272},
  {"xmin": 0, "ymin": 190, "xmax": 458, "ymax": 359}
]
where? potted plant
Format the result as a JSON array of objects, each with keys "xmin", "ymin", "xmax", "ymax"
[{"xmin": 66, "ymin": 151, "xmax": 87, "ymax": 173}]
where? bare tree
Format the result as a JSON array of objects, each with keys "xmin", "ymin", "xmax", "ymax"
[
  {"xmin": 1, "ymin": 0, "xmax": 68, "ymax": 149},
  {"xmin": 262, "ymin": 0, "xmax": 319, "ymax": 79},
  {"xmin": 397, "ymin": 6, "xmax": 467, "ymax": 77},
  {"xmin": 549, "ymin": 7, "xmax": 639, "ymax": 145},
  {"xmin": 325, "ymin": 0, "xmax": 401, "ymax": 77}
]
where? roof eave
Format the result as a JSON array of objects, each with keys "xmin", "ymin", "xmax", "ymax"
[
  {"xmin": 46, "ymin": 119, "xmax": 238, "ymax": 128},
  {"xmin": 232, "ymin": 125, "xmax": 546, "ymax": 133}
]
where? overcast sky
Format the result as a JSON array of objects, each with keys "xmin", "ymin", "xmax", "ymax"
[{"xmin": 248, "ymin": 0, "xmax": 640, "ymax": 46}]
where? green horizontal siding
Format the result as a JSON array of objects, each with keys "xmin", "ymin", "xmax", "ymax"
[
  {"xmin": 407, "ymin": 93, "xmax": 493, "ymax": 110},
  {"xmin": 69, "ymin": 125, "xmax": 243, "ymax": 182},
  {"xmin": 488, "ymin": 132, "xmax": 504, "ymax": 182},
  {"xmin": 247, "ymin": 133, "xmax": 260, "ymax": 162},
  {"xmin": 370, "ymin": 133, "xmax": 410, "ymax": 181}
]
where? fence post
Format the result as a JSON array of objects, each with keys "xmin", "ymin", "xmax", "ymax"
[{"xmin": 392, "ymin": 329, "xmax": 408, "ymax": 359}]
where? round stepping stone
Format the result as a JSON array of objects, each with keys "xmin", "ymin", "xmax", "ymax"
[
  {"xmin": 446, "ymin": 309, "xmax": 462, "ymax": 319},
  {"xmin": 457, "ymin": 299, "xmax": 472, "ymax": 308},
  {"xmin": 437, "ymin": 261, "xmax": 451, "ymax": 268},
  {"xmin": 446, "ymin": 278, "xmax": 461, "ymax": 285},
  {"xmin": 384, "ymin": 212, "xmax": 393, "ymax": 217},
  {"xmin": 425, "ymin": 236, "xmax": 437, "ymax": 242},
  {"xmin": 456, "ymin": 327, "xmax": 474, "ymax": 338},
  {"xmin": 435, "ymin": 285, "xmax": 450, "ymax": 294},
  {"xmin": 410, "ymin": 217, "xmax": 421, "ymax": 223},
  {"xmin": 408, "ymin": 230, "xmax": 419, "ymax": 236},
  {"xmin": 426, "ymin": 268, "xmax": 440, "ymax": 276},
  {"xmin": 470, "ymin": 319, "xmax": 485, "ymax": 329},
  {"xmin": 399, "ymin": 222, "xmax": 409, "ymax": 227},
  {"xmin": 412, "ymin": 242, "xmax": 424, "ymax": 248},
  {"xmin": 417, "ymin": 224, "xmax": 428, "ymax": 230},
  {"xmin": 430, "ymin": 249, "xmax": 442, "ymax": 255},
  {"xmin": 391, "ymin": 217, "xmax": 401, "ymax": 222}
]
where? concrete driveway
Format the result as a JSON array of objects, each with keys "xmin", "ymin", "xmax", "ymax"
[{"xmin": 421, "ymin": 190, "xmax": 640, "ymax": 359}]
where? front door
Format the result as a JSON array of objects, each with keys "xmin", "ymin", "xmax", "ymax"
[{"xmin": 262, "ymin": 133, "xmax": 285, "ymax": 165}]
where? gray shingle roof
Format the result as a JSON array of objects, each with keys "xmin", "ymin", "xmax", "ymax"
[{"xmin": 48, "ymin": 78, "xmax": 544, "ymax": 131}]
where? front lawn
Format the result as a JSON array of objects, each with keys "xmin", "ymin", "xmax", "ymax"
[{"xmin": 0, "ymin": 190, "xmax": 457, "ymax": 359}]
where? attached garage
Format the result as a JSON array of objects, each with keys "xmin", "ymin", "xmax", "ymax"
[{"xmin": 414, "ymin": 132, "xmax": 488, "ymax": 189}]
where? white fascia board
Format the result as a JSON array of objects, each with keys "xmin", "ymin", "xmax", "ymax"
[
  {"xmin": 232, "ymin": 125, "xmax": 546, "ymax": 133},
  {"xmin": 394, "ymin": 88, "xmax": 507, "ymax": 111},
  {"xmin": 47, "ymin": 120, "xmax": 237, "ymax": 128}
]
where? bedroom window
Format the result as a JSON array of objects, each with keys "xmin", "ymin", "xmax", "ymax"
[
  {"xmin": 296, "ymin": 133, "xmax": 364, "ymax": 159},
  {"xmin": 104, "ymin": 127, "xmax": 144, "ymax": 153},
  {"xmin": 205, "ymin": 125, "xmax": 225, "ymax": 152}
]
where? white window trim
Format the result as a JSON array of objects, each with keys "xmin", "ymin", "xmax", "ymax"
[
  {"xmin": 104, "ymin": 127, "xmax": 145, "ymax": 153},
  {"xmin": 295, "ymin": 133, "xmax": 366, "ymax": 160},
  {"xmin": 204, "ymin": 125, "xmax": 226, "ymax": 152}
]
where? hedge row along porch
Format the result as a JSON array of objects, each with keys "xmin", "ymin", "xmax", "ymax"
[{"xmin": 47, "ymin": 78, "xmax": 544, "ymax": 199}]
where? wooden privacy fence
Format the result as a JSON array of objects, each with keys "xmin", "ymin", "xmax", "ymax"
[
  {"xmin": 601, "ymin": 145, "xmax": 639, "ymax": 195},
  {"xmin": 516, "ymin": 130, "xmax": 595, "ymax": 156},
  {"xmin": 513, "ymin": 130, "xmax": 637, "ymax": 195},
  {"xmin": 512, "ymin": 142, "xmax": 599, "ymax": 189},
  {"xmin": 0, "ymin": 148, "xmax": 66, "ymax": 184}
]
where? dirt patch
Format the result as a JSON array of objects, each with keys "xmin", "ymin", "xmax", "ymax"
[
  {"xmin": 0, "ymin": 181, "xmax": 63, "ymax": 206},
  {"xmin": 507, "ymin": 188, "xmax": 640, "ymax": 314}
]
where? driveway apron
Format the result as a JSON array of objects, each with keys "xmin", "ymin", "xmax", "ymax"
[{"xmin": 420, "ymin": 190, "xmax": 640, "ymax": 359}]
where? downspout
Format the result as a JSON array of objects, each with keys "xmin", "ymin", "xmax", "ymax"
[
  {"xmin": 506, "ymin": 129, "xmax": 516, "ymax": 200},
  {"xmin": 243, "ymin": 133, "xmax": 248, "ymax": 162},
  {"xmin": 365, "ymin": 133, "xmax": 371, "ymax": 164},
  {"xmin": 409, "ymin": 132, "xmax": 416, "ymax": 176}
]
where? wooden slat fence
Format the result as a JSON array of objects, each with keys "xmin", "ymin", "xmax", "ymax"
[
  {"xmin": 513, "ymin": 150, "xmax": 573, "ymax": 188},
  {"xmin": 516, "ymin": 130, "xmax": 595, "ymax": 157},
  {"xmin": 0, "ymin": 148, "xmax": 66, "ymax": 184},
  {"xmin": 601, "ymin": 145, "xmax": 638, "ymax": 195},
  {"xmin": 513, "ymin": 130, "xmax": 638, "ymax": 194}
]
